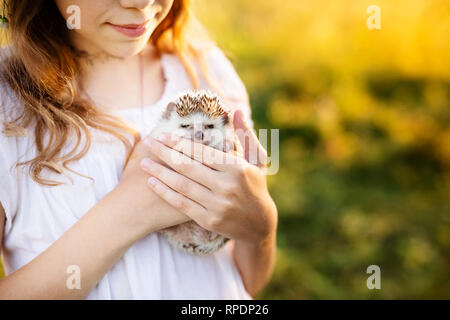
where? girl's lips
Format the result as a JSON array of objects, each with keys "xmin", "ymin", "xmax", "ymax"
[{"xmin": 108, "ymin": 21, "xmax": 150, "ymax": 38}]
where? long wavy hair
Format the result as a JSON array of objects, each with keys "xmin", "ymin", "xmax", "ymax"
[{"xmin": 0, "ymin": 0, "xmax": 234, "ymax": 186}]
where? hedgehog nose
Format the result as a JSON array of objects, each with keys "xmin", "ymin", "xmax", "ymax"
[{"xmin": 195, "ymin": 131, "xmax": 204, "ymax": 140}]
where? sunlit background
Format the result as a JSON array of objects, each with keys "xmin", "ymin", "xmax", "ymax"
[{"xmin": 1, "ymin": 0, "xmax": 449, "ymax": 299}]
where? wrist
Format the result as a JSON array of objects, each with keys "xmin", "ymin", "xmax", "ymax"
[
  {"xmin": 101, "ymin": 183, "xmax": 150, "ymax": 245},
  {"xmin": 245, "ymin": 198, "xmax": 278, "ymax": 247},
  {"xmin": 109, "ymin": 180, "xmax": 190, "ymax": 243},
  {"xmin": 236, "ymin": 225, "xmax": 277, "ymax": 251}
]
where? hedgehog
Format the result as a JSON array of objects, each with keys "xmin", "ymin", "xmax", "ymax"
[{"xmin": 150, "ymin": 89, "xmax": 234, "ymax": 255}]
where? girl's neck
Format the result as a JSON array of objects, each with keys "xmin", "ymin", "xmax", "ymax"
[{"xmin": 79, "ymin": 43, "xmax": 165, "ymax": 111}]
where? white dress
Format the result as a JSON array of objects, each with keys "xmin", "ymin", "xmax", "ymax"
[{"xmin": 0, "ymin": 45, "xmax": 253, "ymax": 299}]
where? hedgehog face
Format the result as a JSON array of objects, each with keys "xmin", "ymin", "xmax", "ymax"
[
  {"xmin": 163, "ymin": 110, "xmax": 230, "ymax": 148},
  {"xmin": 155, "ymin": 90, "xmax": 234, "ymax": 151}
]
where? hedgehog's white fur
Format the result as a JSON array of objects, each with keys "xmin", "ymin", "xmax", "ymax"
[{"xmin": 150, "ymin": 89, "xmax": 234, "ymax": 255}]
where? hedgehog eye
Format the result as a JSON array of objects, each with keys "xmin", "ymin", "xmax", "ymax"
[
  {"xmin": 180, "ymin": 124, "xmax": 190, "ymax": 128},
  {"xmin": 205, "ymin": 124, "xmax": 215, "ymax": 129}
]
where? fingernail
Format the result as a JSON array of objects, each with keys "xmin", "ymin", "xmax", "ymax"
[
  {"xmin": 148, "ymin": 177, "xmax": 158, "ymax": 186},
  {"xmin": 143, "ymin": 136, "xmax": 153, "ymax": 147},
  {"xmin": 156, "ymin": 132, "xmax": 170, "ymax": 143},
  {"xmin": 140, "ymin": 158, "xmax": 153, "ymax": 169}
]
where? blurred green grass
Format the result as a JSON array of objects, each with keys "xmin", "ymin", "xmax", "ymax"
[
  {"xmin": 194, "ymin": 0, "xmax": 450, "ymax": 299},
  {"xmin": 1, "ymin": 0, "xmax": 449, "ymax": 299}
]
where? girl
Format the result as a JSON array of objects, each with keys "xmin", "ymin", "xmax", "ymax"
[{"xmin": 0, "ymin": 0, "xmax": 277, "ymax": 299}]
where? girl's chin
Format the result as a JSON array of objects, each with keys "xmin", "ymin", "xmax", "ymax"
[{"xmin": 106, "ymin": 40, "xmax": 152, "ymax": 58}]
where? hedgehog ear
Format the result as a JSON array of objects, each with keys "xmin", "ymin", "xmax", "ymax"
[
  {"xmin": 221, "ymin": 111, "xmax": 230, "ymax": 126},
  {"xmin": 162, "ymin": 102, "xmax": 177, "ymax": 119}
]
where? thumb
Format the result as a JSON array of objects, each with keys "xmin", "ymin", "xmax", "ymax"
[{"xmin": 233, "ymin": 110, "xmax": 267, "ymax": 168}]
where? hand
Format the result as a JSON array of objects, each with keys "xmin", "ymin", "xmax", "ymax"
[
  {"xmin": 116, "ymin": 136, "xmax": 191, "ymax": 239},
  {"xmin": 140, "ymin": 110, "xmax": 278, "ymax": 245}
]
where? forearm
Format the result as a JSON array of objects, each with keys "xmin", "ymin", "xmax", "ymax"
[
  {"xmin": 0, "ymin": 187, "xmax": 137, "ymax": 299},
  {"xmin": 232, "ymin": 230, "xmax": 277, "ymax": 297},
  {"xmin": 0, "ymin": 185, "xmax": 187, "ymax": 300}
]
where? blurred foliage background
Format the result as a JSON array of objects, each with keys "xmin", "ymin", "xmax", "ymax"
[
  {"xmin": 1, "ymin": 0, "xmax": 449, "ymax": 298},
  {"xmin": 193, "ymin": 0, "xmax": 450, "ymax": 299}
]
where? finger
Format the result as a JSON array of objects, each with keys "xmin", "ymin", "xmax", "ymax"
[
  {"xmin": 141, "ymin": 158, "xmax": 214, "ymax": 208},
  {"xmin": 233, "ymin": 110, "xmax": 268, "ymax": 168},
  {"xmin": 151, "ymin": 134, "xmax": 246, "ymax": 172},
  {"xmin": 233, "ymin": 133, "xmax": 244, "ymax": 158},
  {"xmin": 147, "ymin": 176, "xmax": 210, "ymax": 228},
  {"xmin": 144, "ymin": 137, "xmax": 222, "ymax": 189}
]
